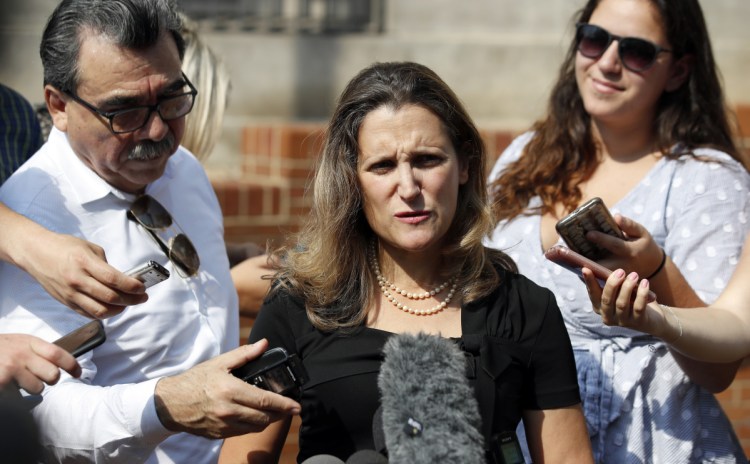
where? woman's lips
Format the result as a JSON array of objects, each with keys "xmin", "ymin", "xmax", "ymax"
[
  {"xmin": 395, "ymin": 211, "xmax": 431, "ymax": 224},
  {"xmin": 591, "ymin": 77, "xmax": 624, "ymax": 94}
]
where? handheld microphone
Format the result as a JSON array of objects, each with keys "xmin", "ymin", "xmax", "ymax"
[{"xmin": 377, "ymin": 332, "xmax": 485, "ymax": 464}]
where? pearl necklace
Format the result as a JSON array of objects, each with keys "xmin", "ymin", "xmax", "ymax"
[{"xmin": 368, "ymin": 242, "xmax": 458, "ymax": 316}]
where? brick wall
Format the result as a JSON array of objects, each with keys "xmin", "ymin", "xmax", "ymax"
[
  {"xmin": 214, "ymin": 112, "xmax": 750, "ymax": 461},
  {"xmin": 717, "ymin": 360, "xmax": 750, "ymax": 455},
  {"xmin": 214, "ymin": 124, "xmax": 325, "ymax": 246}
]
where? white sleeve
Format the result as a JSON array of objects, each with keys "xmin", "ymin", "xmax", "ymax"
[
  {"xmin": 0, "ymin": 266, "xmax": 174, "ymax": 463},
  {"xmin": 33, "ymin": 377, "xmax": 174, "ymax": 463}
]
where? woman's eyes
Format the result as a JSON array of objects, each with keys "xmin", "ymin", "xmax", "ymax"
[
  {"xmin": 414, "ymin": 154, "xmax": 442, "ymax": 167},
  {"xmin": 368, "ymin": 155, "xmax": 443, "ymax": 173},
  {"xmin": 369, "ymin": 160, "xmax": 395, "ymax": 173}
]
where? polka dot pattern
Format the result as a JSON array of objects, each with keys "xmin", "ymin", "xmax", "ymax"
[{"xmin": 487, "ymin": 135, "xmax": 750, "ymax": 463}]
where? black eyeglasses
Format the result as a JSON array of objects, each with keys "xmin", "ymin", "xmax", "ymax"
[
  {"xmin": 127, "ymin": 195, "xmax": 200, "ymax": 277},
  {"xmin": 575, "ymin": 23, "xmax": 672, "ymax": 72},
  {"xmin": 65, "ymin": 72, "xmax": 198, "ymax": 134}
]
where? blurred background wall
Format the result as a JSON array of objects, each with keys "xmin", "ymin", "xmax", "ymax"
[{"xmin": 2, "ymin": 0, "xmax": 749, "ymax": 172}]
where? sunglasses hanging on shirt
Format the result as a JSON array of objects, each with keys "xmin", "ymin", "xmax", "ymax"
[
  {"xmin": 575, "ymin": 23, "xmax": 672, "ymax": 72},
  {"xmin": 127, "ymin": 194, "xmax": 200, "ymax": 278}
]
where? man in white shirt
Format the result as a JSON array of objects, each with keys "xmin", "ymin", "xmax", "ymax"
[{"xmin": 0, "ymin": 0, "xmax": 300, "ymax": 462}]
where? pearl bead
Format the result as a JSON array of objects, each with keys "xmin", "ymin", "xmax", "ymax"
[{"xmin": 368, "ymin": 241, "xmax": 459, "ymax": 316}]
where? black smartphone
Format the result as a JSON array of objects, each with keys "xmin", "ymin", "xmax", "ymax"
[
  {"xmin": 53, "ymin": 319, "xmax": 106, "ymax": 357},
  {"xmin": 545, "ymin": 245, "xmax": 656, "ymax": 302},
  {"xmin": 555, "ymin": 197, "xmax": 624, "ymax": 260},
  {"xmin": 231, "ymin": 347, "xmax": 309, "ymax": 399},
  {"xmin": 125, "ymin": 260, "xmax": 170, "ymax": 288}
]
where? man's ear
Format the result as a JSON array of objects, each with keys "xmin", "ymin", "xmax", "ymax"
[
  {"xmin": 665, "ymin": 55, "xmax": 694, "ymax": 92},
  {"xmin": 45, "ymin": 85, "xmax": 69, "ymax": 132}
]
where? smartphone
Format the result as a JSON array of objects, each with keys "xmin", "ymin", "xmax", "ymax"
[
  {"xmin": 545, "ymin": 245, "xmax": 613, "ymax": 283},
  {"xmin": 545, "ymin": 245, "xmax": 656, "ymax": 302},
  {"xmin": 125, "ymin": 260, "xmax": 170, "ymax": 288},
  {"xmin": 555, "ymin": 197, "xmax": 624, "ymax": 260},
  {"xmin": 231, "ymin": 347, "xmax": 309, "ymax": 399},
  {"xmin": 53, "ymin": 319, "xmax": 106, "ymax": 357}
]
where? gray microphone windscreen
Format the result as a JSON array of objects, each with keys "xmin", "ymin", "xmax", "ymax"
[
  {"xmin": 300, "ymin": 454, "xmax": 346, "ymax": 464},
  {"xmin": 378, "ymin": 332, "xmax": 485, "ymax": 464},
  {"xmin": 345, "ymin": 449, "xmax": 389, "ymax": 463}
]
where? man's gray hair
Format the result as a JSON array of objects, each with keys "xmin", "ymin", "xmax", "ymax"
[{"xmin": 40, "ymin": 0, "xmax": 185, "ymax": 93}]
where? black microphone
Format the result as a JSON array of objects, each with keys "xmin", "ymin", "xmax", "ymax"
[{"xmin": 377, "ymin": 332, "xmax": 485, "ymax": 464}]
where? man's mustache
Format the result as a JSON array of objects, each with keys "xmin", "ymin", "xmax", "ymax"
[{"xmin": 128, "ymin": 134, "xmax": 175, "ymax": 161}]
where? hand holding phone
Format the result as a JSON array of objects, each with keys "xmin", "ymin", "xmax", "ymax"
[
  {"xmin": 545, "ymin": 245, "xmax": 613, "ymax": 283},
  {"xmin": 53, "ymin": 319, "xmax": 106, "ymax": 357},
  {"xmin": 125, "ymin": 260, "xmax": 170, "ymax": 288},
  {"xmin": 231, "ymin": 347, "xmax": 309, "ymax": 400},
  {"xmin": 545, "ymin": 245, "xmax": 656, "ymax": 302},
  {"xmin": 555, "ymin": 197, "xmax": 624, "ymax": 260}
]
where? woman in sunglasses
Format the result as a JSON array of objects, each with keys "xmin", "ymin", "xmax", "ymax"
[{"xmin": 487, "ymin": 0, "xmax": 749, "ymax": 462}]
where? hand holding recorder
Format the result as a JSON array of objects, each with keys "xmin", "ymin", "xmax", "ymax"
[
  {"xmin": 29, "ymin": 262, "xmax": 168, "ymax": 377},
  {"xmin": 0, "ymin": 333, "xmax": 81, "ymax": 395},
  {"xmin": 153, "ymin": 339, "xmax": 301, "ymax": 439},
  {"xmin": 16, "ymin": 230, "xmax": 150, "ymax": 320}
]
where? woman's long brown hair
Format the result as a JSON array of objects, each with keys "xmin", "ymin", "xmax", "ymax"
[{"xmin": 490, "ymin": 0, "xmax": 743, "ymax": 223}]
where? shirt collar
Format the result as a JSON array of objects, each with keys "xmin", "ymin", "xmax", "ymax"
[{"xmin": 49, "ymin": 127, "xmax": 177, "ymax": 205}]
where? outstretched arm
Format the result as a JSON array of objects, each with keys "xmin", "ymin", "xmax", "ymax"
[
  {"xmin": 587, "ymin": 215, "xmax": 743, "ymax": 392},
  {"xmin": 584, "ymin": 234, "xmax": 750, "ymax": 364},
  {"xmin": 154, "ymin": 339, "xmax": 300, "ymax": 439},
  {"xmin": 30, "ymin": 339, "xmax": 299, "ymax": 461},
  {"xmin": 0, "ymin": 202, "xmax": 147, "ymax": 318}
]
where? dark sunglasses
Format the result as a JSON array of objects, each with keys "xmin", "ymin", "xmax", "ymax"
[
  {"xmin": 575, "ymin": 23, "xmax": 672, "ymax": 72},
  {"xmin": 127, "ymin": 195, "xmax": 200, "ymax": 277}
]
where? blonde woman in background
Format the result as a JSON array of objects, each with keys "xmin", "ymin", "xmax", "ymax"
[
  {"xmin": 179, "ymin": 14, "xmax": 230, "ymax": 162},
  {"xmin": 179, "ymin": 16, "xmax": 272, "ymax": 314}
]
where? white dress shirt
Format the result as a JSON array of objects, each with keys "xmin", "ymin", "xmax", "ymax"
[{"xmin": 0, "ymin": 128, "xmax": 239, "ymax": 463}]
